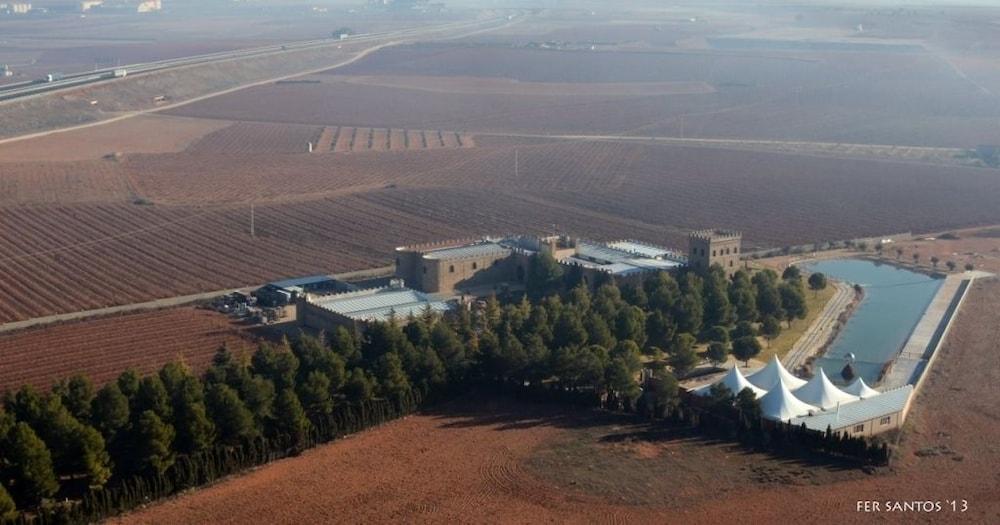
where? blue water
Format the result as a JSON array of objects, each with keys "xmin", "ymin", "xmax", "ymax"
[{"xmin": 802, "ymin": 259, "xmax": 943, "ymax": 385}]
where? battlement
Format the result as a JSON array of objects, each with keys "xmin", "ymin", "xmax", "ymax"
[
  {"xmin": 395, "ymin": 237, "xmax": 487, "ymax": 254},
  {"xmin": 689, "ymin": 229, "xmax": 742, "ymax": 242}
]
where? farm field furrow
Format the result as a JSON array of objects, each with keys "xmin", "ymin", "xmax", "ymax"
[{"xmin": 0, "ymin": 307, "xmax": 255, "ymax": 392}]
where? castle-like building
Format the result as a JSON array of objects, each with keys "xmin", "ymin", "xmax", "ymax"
[{"xmin": 393, "ymin": 230, "xmax": 741, "ymax": 295}]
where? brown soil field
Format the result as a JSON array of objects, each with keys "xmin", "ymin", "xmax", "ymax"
[
  {"xmin": 0, "ymin": 307, "xmax": 254, "ymax": 393},
  {"xmin": 117, "ymin": 279, "xmax": 1000, "ymax": 524},
  {"xmin": 882, "ymin": 227, "xmax": 1000, "ymax": 275},
  {"xmin": 0, "ymin": 115, "xmax": 229, "ymax": 162},
  {"xmin": 185, "ymin": 121, "xmax": 323, "ymax": 155},
  {"xmin": 2, "ymin": 137, "xmax": 1000, "ymax": 323},
  {"xmin": 0, "ymin": 160, "xmax": 133, "ymax": 207},
  {"xmin": 166, "ymin": 44, "xmax": 1000, "ymax": 147},
  {"xmin": 325, "ymin": 74, "xmax": 717, "ymax": 96}
]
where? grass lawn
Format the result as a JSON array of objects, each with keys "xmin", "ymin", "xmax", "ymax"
[{"xmin": 757, "ymin": 282, "xmax": 836, "ymax": 363}]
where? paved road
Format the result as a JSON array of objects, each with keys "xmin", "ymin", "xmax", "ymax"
[
  {"xmin": 783, "ymin": 281, "xmax": 855, "ymax": 372},
  {"xmin": 0, "ymin": 15, "xmax": 519, "ymax": 146}
]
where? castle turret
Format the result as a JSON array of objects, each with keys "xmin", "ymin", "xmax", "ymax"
[{"xmin": 688, "ymin": 229, "xmax": 742, "ymax": 276}]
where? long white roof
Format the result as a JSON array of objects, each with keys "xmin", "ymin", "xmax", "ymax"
[
  {"xmin": 694, "ymin": 365, "xmax": 766, "ymax": 398},
  {"xmin": 791, "ymin": 385, "xmax": 912, "ymax": 432},
  {"xmin": 746, "ymin": 355, "xmax": 807, "ymax": 390},
  {"xmin": 792, "ymin": 368, "xmax": 859, "ymax": 410},
  {"xmin": 759, "ymin": 376, "xmax": 819, "ymax": 421},
  {"xmin": 842, "ymin": 377, "xmax": 881, "ymax": 399}
]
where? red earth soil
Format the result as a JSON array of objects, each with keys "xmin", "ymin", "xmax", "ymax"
[
  {"xmin": 3, "ymin": 138, "xmax": 1000, "ymax": 323},
  {"xmin": 116, "ymin": 281, "xmax": 1000, "ymax": 524},
  {"xmin": 0, "ymin": 307, "xmax": 254, "ymax": 393},
  {"xmin": 166, "ymin": 44, "xmax": 1000, "ymax": 147}
]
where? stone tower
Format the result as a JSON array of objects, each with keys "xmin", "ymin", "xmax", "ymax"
[{"xmin": 688, "ymin": 230, "xmax": 742, "ymax": 276}]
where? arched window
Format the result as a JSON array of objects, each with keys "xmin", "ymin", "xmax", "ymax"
[
  {"xmin": 472, "ymin": 262, "xmax": 478, "ymax": 270},
  {"xmin": 712, "ymin": 250, "xmax": 717, "ymax": 257},
  {"xmin": 449, "ymin": 265, "xmax": 455, "ymax": 273}
]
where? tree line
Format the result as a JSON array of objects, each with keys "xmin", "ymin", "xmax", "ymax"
[{"xmin": 0, "ymin": 257, "xmax": 821, "ymax": 522}]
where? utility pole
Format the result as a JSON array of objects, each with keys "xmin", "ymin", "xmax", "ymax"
[
  {"xmin": 250, "ymin": 203, "xmax": 255, "ymax": 239},
  {"xmin": 514, "ymin": 149, "xmax": 519, "ymax": 178}
]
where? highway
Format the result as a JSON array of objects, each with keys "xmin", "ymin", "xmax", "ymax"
[{"xmin": 0, "ymin": 15, "xmax": 513, "ymax": 103}]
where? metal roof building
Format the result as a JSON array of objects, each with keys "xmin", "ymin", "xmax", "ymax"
[
  {"xmin": 306, "ymin": 286, "xmax": 453, "ymax": 323},
  {"xmin": 790, "ymin": 385, "xmax": 913, "ymax": 436},
  {"xmin": 421, "ymin": 242, "xmax": 512, "ymax": 261}
]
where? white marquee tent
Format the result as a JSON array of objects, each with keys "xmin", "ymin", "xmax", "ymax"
[
  {"xmin": 758, "ymin": 376, "xmax": 819, "ymax": 421},
  {"xmin": 694, "ymin": 365, "xmax": 767, "ymax": 398},
  {"xmin": 842, "ymin": 376, "xmax": 881, "ymax": 399},
  {"xmin": 792, "ymin": 367, "xmax": 860, "ymax": 410},
  {"xmin": 746, "ymin": 355, "xmax": 807, "ymax": 390}
]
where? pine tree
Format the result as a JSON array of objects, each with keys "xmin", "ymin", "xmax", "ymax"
[
  {"xmin": 116, "ymin": 369, "xmax": 141, "ymax": 400},
  {"xmin": 297, "ymin": 371, "xmax": 334, "ymax": 417},
  {"xmin": 134, "ymin": 410, "xmax": 175, "ymax": 475},
  {"xmin": 3, "ymin": 422, "xmax": 58, "ymax": 504},
  {"xmin": 54, "ymin": 374, "xmax": 95, "ymax": 421},
  {"xmin": 344, "ymin": 368, "xmax": 375, "ymax": 403},
  {"xmin": 274, "ymin": 389, "xmax": 310, "ymax": 446},
  {"xmin": 614, "ymin": 305, "xmax": 647, "ymax": 347},
  {"xmin": 206, "ymin": 383, "xmax": 257, "ymax": 446},
  {"xmin": 172, "ymin": 382, "xmax": 216, "ymax": 455},
  {"xmin": 91, "ymin": 383, "xmax": 130, "ymax": 440},
  {"xmin": 0, "ymin": 481, "xmax": 15, "ymax": 522},
  {"xmin": 376, "ymin": 353, "xmax": 412, "ymax": 402},
  {"xmin": 133, "ymin": 375, "xmax": 172, "ymax": 421}
]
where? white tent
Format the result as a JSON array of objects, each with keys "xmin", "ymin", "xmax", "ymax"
[
  {"xmin": 842, "ymin": 377, "xmax": 881, "ymax": 399},
  {"xmin": 746, "ymin": 355, "xmax": 806, "ymax": 390},
  {"xmin": 792, "ymin": 367, "xmax": 859, "ymax": 410},
  {"xmin": 694, "ymin": 365, "xmax": 767, "ymax": 398},
  {"xmin": 759, "ymin": 376, "xmax": 819, "ymax": 421}
]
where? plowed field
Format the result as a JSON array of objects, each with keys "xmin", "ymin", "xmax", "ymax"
[{"xmin": 0, "ymin": 307, "xmax": 254, "ymax": 393}]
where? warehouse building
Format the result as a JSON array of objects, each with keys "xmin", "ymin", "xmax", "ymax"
[{"xmin": 297, "ymin": 279, "xmax": 453, "ymax": 332}]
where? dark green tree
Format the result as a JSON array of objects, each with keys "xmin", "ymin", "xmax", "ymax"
[
  {"xmin": 753, "ymin": 270, "xmax": 784, "ymax": 321},
  {"xmin": 667, "ymin": 333, "xmax": 699, "ymax": 378},
  {"xmin": 0, "ymin": 481, "xmax": 15, "ymax": 521},
  {"xmin": 808, "ymin": 272, "xmax": 828, "ymax": 296},
  {"xmin": 614, "ymin": 305, "xmax": 647, "ymax": 347},
  {"xmin": 134, "ymin": 410, "xmax": 175, "ymax": 475},
  {"xmin": 706, "ymin": 342, "xmax": 728, "ymax": 368},
  {"xmin": 133, "ymin": 375, "xmax": 172, "ymax": 421},
  {"xmin": 90, "ymin": 382, "xmax": 130, "ymax": 440},
  {"xmin": 673, "ymin": 293, "xmax": 703, "ymax": 336},
  {"xmin": 116, "ymin": 369, "xmax": 141, "ymax": 400},
  {"xmin": 640, "ymin": 369, "xmax": 679, "ymax": 418},
  {"xmin": 735, "ymin": 387, "xmax": 762, "ymax": 420},
  {"xmin": 54, "ymin": 374, "xmax": 94, "ymax": 421},
  {"xmin": 376, "ymin": 353, "xmax": 412, "ymax": 402},
  {"xmin": 273, "ymin": 389, "xmax": 310, "ymax": 446},
  {"xmin": 252, "ymin": 342, "xmax": 300, "ymax": 390},
  {"xmin": 645, "ymin": 310, "xmax": 676, "ymax": 352},
  {"xmin": 344, "ymin": 368, "xmax": 375, "ymax": 403},
  {"xmin": 761, "ymin": 315, "xmax": 782, "ymax": 346},
  {"xmin": 331, "ymin": 326, "xmax": 362, "ymax": 365},
  {"xmin": 298, "ymin": 371, "xmax": 334, "ymax": 418},
  {"xmin": 728, "ymin": 270, "xmax": 758, "ymax": 322},
  {"xmin": 553, "ymin": 310, "xmax": 588, "ymax": 349},
  {"xmin": 2, "ymin": 422, "xmax": 58, "ymax": 505},
  {"xmin": 206, "ymin": 383, "xmax": 257, "ymax": 446},
  {"xmin": 703, "ymin": 265, "xmax": 735, "ymax": 328},
  {"xmin": 526, "ymin": 251, "xmax": 564, "ymax": 299},
  {"xmin": 779, "ymin": 281, "xmax": 808, "ymax": 325},
  {"xmin": 585, "ymin": 311, "xmax": 616, "ymax": 349},
  {"xmin": 732, "ymin": 336, "xmax": 763, "ymax": 366},
  {"xmin": 645, "ymin": 272, "xmax": 679, "ymax": 313},
  {"xmin": 781, "ymin": 266, "xmax": 802, "ymax": 281}
]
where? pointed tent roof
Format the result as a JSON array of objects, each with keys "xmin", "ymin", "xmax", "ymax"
[
  {"xmin": 694, "ymin": 365, "xmax": 767, "ymax": 398},
  {"xmin": 759, "ymin": 376, "xmax": 819, "ymax": 421},
  {"xmin": 842, "ymin": 377, "xmax": 881, "ymax": 399},
  {"xmin": 792, "ymin": 367, "xmax": 860, "ymax": 410},
  {"xmin": 746, "ymin": 355, "xmax": 806, "ymax": 390}
]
